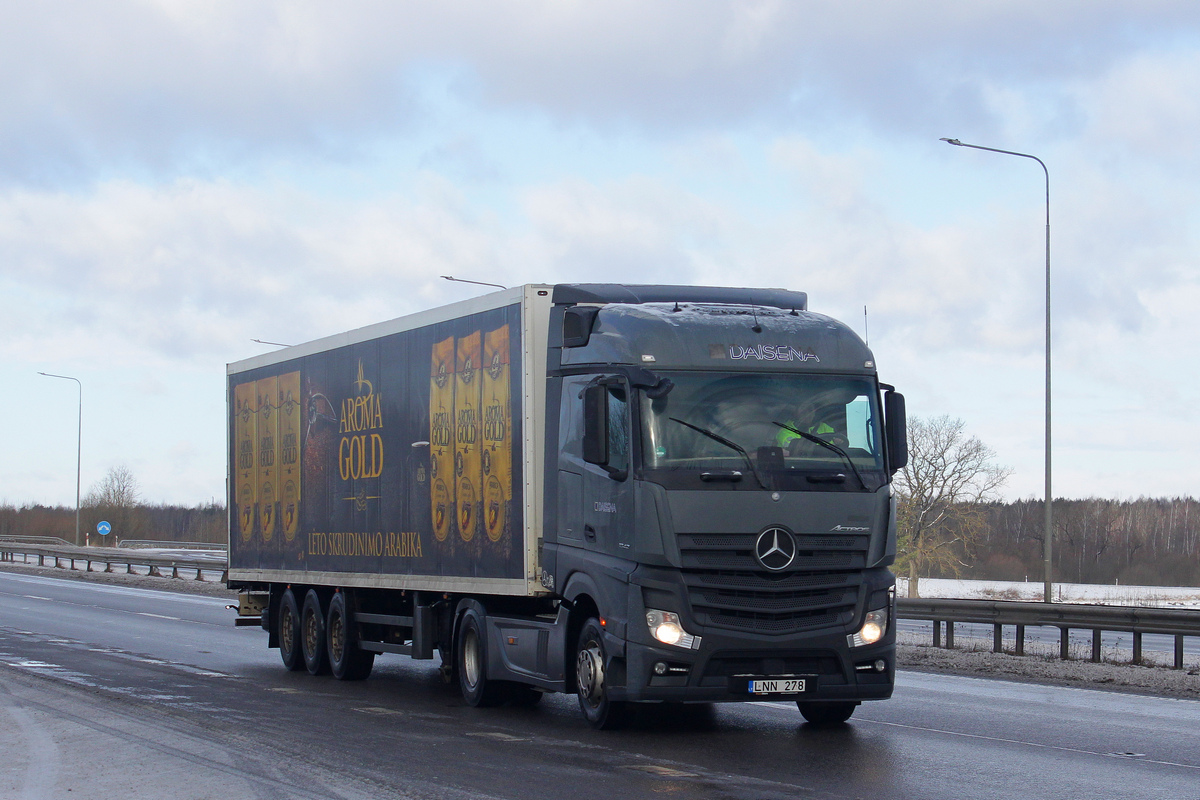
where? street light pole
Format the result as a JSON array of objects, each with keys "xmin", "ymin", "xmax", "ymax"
[
  {"xmin": 38, "ymin": 372, "xmax": 83, "ymax": 548},
  {"xmin": 940, "ymin": 137, "xmax": 1053, "ymax": 603}
]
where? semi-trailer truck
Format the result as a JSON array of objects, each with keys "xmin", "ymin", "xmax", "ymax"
[{"xmin": 227, "ymin": 283, "xmax": 907, "ymax": 728}]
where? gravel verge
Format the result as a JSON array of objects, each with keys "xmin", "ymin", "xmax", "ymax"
[
  {"xmin": 898, "ymin": 636, "xmax": 1200, "ymax": 701},
  {"xmin": 4, "ymin": 559, "xmax": 1198, "ymax": 701}
]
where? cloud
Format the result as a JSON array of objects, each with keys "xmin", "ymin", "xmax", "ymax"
[
  {"xmin": 0, "ymin": 177, "xmax": 507, "ymax": 366},
  {"xmin": 1084, "ymin": 49, "xmax": 1200, "ymax": 165},
  {"xmin": 5, "ymin": 1, "xmax": 1200, "ymax": 183}
]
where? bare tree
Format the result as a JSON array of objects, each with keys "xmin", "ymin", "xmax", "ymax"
[
  {"xmin": 82, "ymin": 464, "xmax": 144, "ymax": 543},
  {"xmin": 895, "ymin": 415, "xmax": 1011, "ymax": 597}
]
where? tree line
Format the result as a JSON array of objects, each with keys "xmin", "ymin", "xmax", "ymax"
[
  {"xmin": 972, "ymin": 496, "xmax": 1200, "ymax": 587},
  {"xmin": 1, "ymin": 465, "xmax": 224, "ymax": 546},
  {"xmin": 893, "ymin": 415, "xmax": 1200, "ymax": 593}
]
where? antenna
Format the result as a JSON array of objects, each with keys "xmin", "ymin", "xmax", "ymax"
[
  {"xmin": 863, "ymin": 306, "xmax": 869, "ymax": 346},
  {"xmin": 442, "ymin": 275, "xmax": 506, "ymax": 290},
  {"xmin": 751, "ymin": 306, "xmax": 763, "ymax": 333}
]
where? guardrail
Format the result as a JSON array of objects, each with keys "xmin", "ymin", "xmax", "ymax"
[
  {"xmin": 117, "ymin": 539, "xmax": 228, "ymax": 552},
  {"xmin": 0, "ymin": 543, "xmax": 227, "ymax": 583},
  {"xmin": 898, "ymin": 597, "xmax": 1200, "ymax": 669},
  {"xmin": 0, "ymin": 535, "xmax": 73, "ymax": 546}
]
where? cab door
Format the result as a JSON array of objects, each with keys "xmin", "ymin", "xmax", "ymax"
[{"xmin": 559, "ymin": 375, "xmax": 635, "ymax": 557}]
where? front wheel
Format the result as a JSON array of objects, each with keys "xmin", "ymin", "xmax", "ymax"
[
  {"xmin": 797, "ymin": 701, "xmax": 858, "ymax": 725},
  {"xmin": 575, "ymin": 618, "xmax": 627, "ymax": 730}
]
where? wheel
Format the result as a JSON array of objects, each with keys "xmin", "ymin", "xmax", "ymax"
[
  {"xmin": 575, "ymin": 618, "xmax": 627, "ymax": 729},
  {"xmin": 301, "ymin": 589, "xmax": 330, "ymax": 675},
  {"xmin": 327, "ymin": 591, "xmax": 375, "ymax": 681},
  {"xmin": 278, "ymin": 588, "xmax": 304, "ymax": 671},
  {"xmin": 456, "ymin": 609, "xmax": 509, "ymax": 707},
  {"xmin": 797, "ymin": 701, "xmax": 858, "ymax": 725}
]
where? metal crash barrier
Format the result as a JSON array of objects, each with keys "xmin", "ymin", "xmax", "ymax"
[
  {"xmin": 898, "ymin": 597, "xmax": 1200, "ymax": 669},
  {"xmin": 0, "ymin": 541, "xmax": 227, "ymax": 583}
]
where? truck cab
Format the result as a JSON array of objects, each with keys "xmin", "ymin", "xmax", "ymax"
[{"xmin": 540, "ymin": 285, "xmax": 906, "ymax": 727}]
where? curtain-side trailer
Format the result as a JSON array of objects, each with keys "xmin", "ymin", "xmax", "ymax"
[{"xmin": 228, "ymin": 283, "xmax": 907, "ymax": 728}]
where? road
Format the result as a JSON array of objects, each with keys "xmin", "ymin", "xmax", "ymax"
[{"xmin": 2, "ymin": 569, "xmax": 1199, "ymax": 800}]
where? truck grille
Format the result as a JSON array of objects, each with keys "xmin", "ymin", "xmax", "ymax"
[{"xmin": 678, "ymin": 532, "xmax": 868, "ymax": 635}]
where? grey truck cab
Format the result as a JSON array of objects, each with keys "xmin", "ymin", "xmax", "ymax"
[{"xmin": 542, "ymin": 284, "xmax": 906, "ymax": 727}]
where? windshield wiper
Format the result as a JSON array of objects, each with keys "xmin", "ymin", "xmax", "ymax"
[
  {"xmin": 772, "ymin": 421, "xmax": 867, "ymax": 490},
  {"xmin": 669, "ymin": 417, "xmax": 769, "ymax": 490}
]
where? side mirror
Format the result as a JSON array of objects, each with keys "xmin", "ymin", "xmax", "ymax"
[
  {"xmin": 582, "ymin": 383, "xmax": 608, "ymax": 466},
  {"xmin": 884, "ymin": 391, "xmax": 908, "ymax": 473}
]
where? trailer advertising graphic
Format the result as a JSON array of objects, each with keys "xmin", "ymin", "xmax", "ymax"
[{"xmin": 229, "ymin": 305, "xmax": 522, "ymax": 580}]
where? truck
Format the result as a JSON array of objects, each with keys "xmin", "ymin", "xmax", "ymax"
[{"xmin": 227, "ymin": 283, "xmax": 907, "ymax": 728}]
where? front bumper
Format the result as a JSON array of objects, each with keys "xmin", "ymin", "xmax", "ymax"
[{"xmin": 611, "ymin": 627, "xmax": 895, "ymax": 703}]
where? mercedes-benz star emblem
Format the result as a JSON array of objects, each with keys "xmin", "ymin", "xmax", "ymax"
[{"xmin": 755, "ymin": 527, "xmax": 796, "ymax": 571}]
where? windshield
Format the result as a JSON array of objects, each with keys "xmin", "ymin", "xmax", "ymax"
[{"xmin": 641, "ymin": 372, "xmax": 884, "ymax": 490}]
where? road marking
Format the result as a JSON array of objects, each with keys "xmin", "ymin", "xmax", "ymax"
[
  {"xmin": 135, "ymin": 612, "xmax": 182, "ymax": 621},
  {"xmin": 625, "ymin": 764, "xmax": 699, "ymax": 778},
  {"xmin": 21, "ymin": 595, "xmax": 52, "ymax": 601},
  {"xmin": 465, "ymin": 732, "xmax": 529, "ymax": 742}
]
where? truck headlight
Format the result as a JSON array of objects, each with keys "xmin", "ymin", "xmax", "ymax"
[
  {"xmin": 645, "ymin": 609, "xmax": 701, "ymax": 650},
  {"xmin": 848, "ymin": 607, "xmax": 889, "ymax": 647}
]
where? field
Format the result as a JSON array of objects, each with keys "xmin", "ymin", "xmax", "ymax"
[{"xmin": 900, "ymin": 577, "xmax": 1200, "ymax": 608}]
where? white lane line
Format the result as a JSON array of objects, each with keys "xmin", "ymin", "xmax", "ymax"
[
  {"xmin": 83, "ymin": 648, "xmax": 230, "ymax": 678},
  {"xmin": 135, "ymin": 612, "xmax": 182, "ymax": 621}
]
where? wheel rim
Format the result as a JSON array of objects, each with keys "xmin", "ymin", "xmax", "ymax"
[
  {"xmin": 462, "ymin": 627, "xmax": 482, "ymax": 690},
  {"xmin": 280, "ymin": 605, "xmax": 294, "ymax": 654},
  {"xmin": 305, "ymin": 609, "xmax": 319, "ymax": 655},
  {"xmin": 329, "ymin": 610, "xmax": 344, "ymax": 663},
  {"xmin": 576, "ymin": 639, "xmax": 605, "ymax": 709}
]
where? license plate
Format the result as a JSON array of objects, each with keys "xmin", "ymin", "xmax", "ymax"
[{"xmin": 748, "ymin": 678, "xmax": 806, "ymax": 695}]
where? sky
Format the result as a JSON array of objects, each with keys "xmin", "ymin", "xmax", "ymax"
[{"xmin": 2, "ymin": 0, "xmax": 1198, "ymax": 508}]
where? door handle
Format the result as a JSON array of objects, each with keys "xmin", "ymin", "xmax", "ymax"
[{"xmin": 584, "ymin": 524, "xmax": 596, "ymax": 542}]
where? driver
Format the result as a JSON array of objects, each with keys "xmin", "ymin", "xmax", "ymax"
[{"xmin": 776, "ymin": 398, "xmax": 849, "ymax": 454}]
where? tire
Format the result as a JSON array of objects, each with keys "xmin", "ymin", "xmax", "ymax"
[
  {"xmin": 575, "ymin": 617, "xmax": 627, "ymax": 730},
  {"xmin": 327, "ymin": 591, "xmax": 375, "ymax": 681},
  {"xmin": 456, "ymin": 609, "xmax": 506, "ymax": 707},
  {"xmin": 797, "ymin": 701, "xmax": 858, "ymax": 725},
  {"xmin": 301, "ymin": 589, "xmax": 330, "ymax": 675},
  {"xmin": 278, "ymin": 588, "xmax": 304, "ymax": 671}
]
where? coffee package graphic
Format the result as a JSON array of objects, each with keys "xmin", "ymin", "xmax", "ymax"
[
  {"xmin": 481, "ymin": 325, "xmax": 511, "ymax": 543},
  {"xmin": 277, "ymin": 371, "xmax": 302, "ymax": 543},
  {"xmin": 430, "ymin": 336, "xmax": 456, "ymax": 542},
  {"xmin": 454, "ymin": 331, "xmax": 482, "ymax": 543},
  {"xmin": 234, "ymin": 382, "xmax": 257, "ymax": 544},
  {"xmin": 256, "ymin": 376, "xmax": 280, "ymax": 542}
]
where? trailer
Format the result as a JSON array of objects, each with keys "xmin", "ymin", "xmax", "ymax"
[{"xmin": 228, "ymin": 283, "xmax": 907, "ymax": 728}]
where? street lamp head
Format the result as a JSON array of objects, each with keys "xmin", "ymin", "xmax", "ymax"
[{"xmin": 940, "ymin": 138, "xmax": 963, "ymax": 146}]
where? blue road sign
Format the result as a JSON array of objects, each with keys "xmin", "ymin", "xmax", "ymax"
[{"xmin": 97, "ymin": 521, "xmax": 112, "ymax": 536}]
